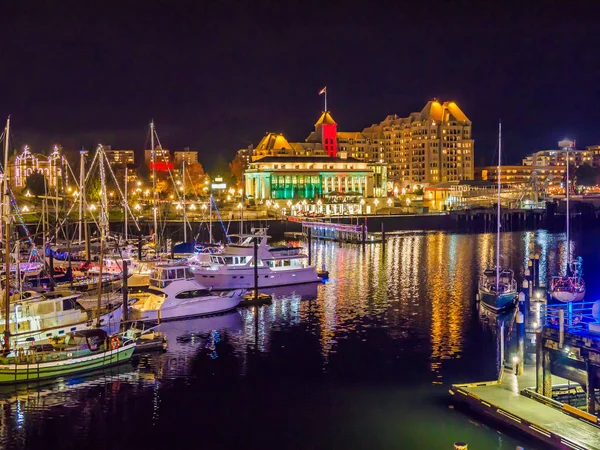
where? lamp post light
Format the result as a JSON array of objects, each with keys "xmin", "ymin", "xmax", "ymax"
[
  {"xmin": 374, "ymin": 198, "xmax": 379, "ymax": 214},
  {"xmin": 387, "ymin": 197, "xmax": 392, "ymax": 215},
  {"xmin": 360, "ymin": 198, "xmax": 365, "ymax": 215}
]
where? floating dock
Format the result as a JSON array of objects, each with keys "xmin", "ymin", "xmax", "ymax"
[
  {"xmin": 451, "ymin": 366, "xmax": 600, "ymax": 449},
  {"xmin": 452, "ymin": 299, "xmax": 600, "ymax": 449}
]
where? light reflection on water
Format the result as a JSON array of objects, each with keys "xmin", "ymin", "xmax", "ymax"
[{"xmin": 1, "ymin": 230, "xmax": 595, "ymax": 449}]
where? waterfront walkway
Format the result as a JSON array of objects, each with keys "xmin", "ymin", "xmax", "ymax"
[{"xmin": 452, "ymin": 365, "xmax": 600, "ymax": 449}]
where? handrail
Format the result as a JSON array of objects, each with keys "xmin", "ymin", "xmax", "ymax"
[{"xmin": 541, "ymin": 300, "xmax": 599, "ymax": 332}]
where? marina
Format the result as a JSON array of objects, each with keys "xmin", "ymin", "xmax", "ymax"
[{"xmin": 2, "ymin": 230, "xmax": 599, "ymax": 449}]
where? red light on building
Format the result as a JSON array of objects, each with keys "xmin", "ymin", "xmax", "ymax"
[
  {"xmin": 322, "ymin": 123, "xmax": 337, "ymax": 157},
  {"xmin": 150, "ymin": 162, "xmax": 174, "ymax": 172}
]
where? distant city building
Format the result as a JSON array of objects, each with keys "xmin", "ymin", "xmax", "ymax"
[
  {"xmin": 103, "ymin": 146, "xmax": 135, "ymax": 166},
  {"xmin": 9, "ymin": 145, "xmax": 68, "ymax": 190},
  {"xmin": 145, "ymin": 147, "xmax": 173, "ymax": 172},
  {"xmin": 174, "ymin": 148, "xmax": 198, "ymax": 168},
  {"xmin": 235, "ymin": 145, "xmax": 254, "ymax": 172},
  {"xmin": 476, "ymin": 165, "xmax": 565, "ymax": 187},
  {"xmin": 521, "ymin": 140, "xmax": 595, "ymax": 167}
]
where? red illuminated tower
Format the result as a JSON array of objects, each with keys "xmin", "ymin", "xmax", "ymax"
[{"xmin": 313, "ymin": 111, "xmax": 338, "ymax": 157}]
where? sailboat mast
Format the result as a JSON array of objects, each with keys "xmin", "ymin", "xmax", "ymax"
[
  {"xmin": 566, "ymin": 145, "xmax": 570, "ymax": 272},
  {"xmin": 496, "ymin": 121, "xmax": 501, "ymax": 293},
  {"xmin": 209, "ymin": 194, "xmax": 213, "ymax": 244},
  {"xmin": 182, "ymin": 160, "xmax": 187, "ymax": 243},
  {"xmin": 150, "ymin": 121, "xmax": 158, "ymax": 252},
  {"xmin": 124, "ymin": 165, "xmax": 128, "ymax": 242},
  {"xmin": 96, "ymin": 145, "xmax": 109, "ymax": 327},
  {"xmin": 78, "ymin": 149, "xmax": 85, "ymax": 244},
  {"xmin": 3, "ymin": 117, "xmax": 10, "ymax": 351}
]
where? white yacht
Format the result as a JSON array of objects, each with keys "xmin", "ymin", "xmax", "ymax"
[
  {"xmin": 189, "ymin": 229, "xmax": 321, "ymax": 290},
  {"xmin": 2, "ymin": 289, "xmax": 122, "ymax": 348},
  {"xmin": 128, "ymin": 264, "xmax": 243, "ymax": 322}
]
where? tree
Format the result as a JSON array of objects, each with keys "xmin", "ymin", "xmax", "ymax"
[
  {"xmin": 185, "ymin": 162, "xmax": 208, "ymax": 194},
  {"xmin": 229, "ymin": 154, "xmax": 245, "ymax": 188},
  {"xmin": 25, "ymin": 172, "xmax": 47, "ymax": 197},
  {"xmin": 574, "ymin": 163, "xmax": 598, "ymax": 187}
]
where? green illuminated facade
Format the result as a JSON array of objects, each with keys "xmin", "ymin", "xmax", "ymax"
[{"xmin": 244, "ymin": 156, "xmax": 386, "ymax": 200}]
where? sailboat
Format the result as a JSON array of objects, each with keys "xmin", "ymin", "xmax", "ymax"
[
  {"xmin": 478, "ymin": 122, "xmax": 518, "ymax": 311},
  {"xmin": 549, "ymin": 143, "xmax": 585, "ymax": 302},
  {"xmin": 0, "ymin": 139, "xmax": 135, "ymax": 384}
]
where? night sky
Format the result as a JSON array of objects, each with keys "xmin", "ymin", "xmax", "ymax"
[{"xmin": 1, "ymin": 1, "xmax": 599, "ymax": 172}]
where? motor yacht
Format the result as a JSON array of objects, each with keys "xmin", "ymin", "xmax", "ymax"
[
  {"xmin": 128, "ymin": 264, "xmax": 243, "ymax": 321},
  {"xmin": 190, "ymin": 229, "xmax": 320, "ymax": 290}
]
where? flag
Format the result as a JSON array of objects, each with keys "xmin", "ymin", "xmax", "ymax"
[{"xmin": 319, "ymin": 87, "xmax": 326, "ymax": 95}]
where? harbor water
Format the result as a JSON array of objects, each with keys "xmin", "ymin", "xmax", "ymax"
[{"xmin": 1, "ymin": 230, "xmax": 598, "ymax": 450}]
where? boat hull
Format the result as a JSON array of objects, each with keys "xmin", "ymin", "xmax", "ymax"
[
  {"xmin": 193, "ymin": 266, "xmax": 321, "ymax": 290},
  {"xmin": 10, "ymin": 306, "xmax": 123, "ymax": 348},
  {"xmin": 130, "ymin": 293, "xmax": 242, "ymax": 322},
  {"xmin": 550, "ymin": 289, "xmax": 586, "ymax": 303},
  {"xmin": 0, "ymin": 344, "xmax": 135, "ymax": 384},
  {"xmin": 479, "ymin": 290, "xmax": 518, "ymax": 312}
]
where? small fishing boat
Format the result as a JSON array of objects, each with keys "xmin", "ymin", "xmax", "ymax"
[
  {"xmin": 129, "ymin": 264, "xmax": 243, "ymax": 321},
  {"xmin": 0, "ymin": 329, "xmax": 135, "ymax": 385}
]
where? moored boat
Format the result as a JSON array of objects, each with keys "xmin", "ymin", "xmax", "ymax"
[
  {"xmin": 0, "ymin": 329, "xmax": 135, "ymax": 384},
  {"xmin": 129, "ymin": 264, "xmax": 243, "ymax": 321},
  {"xmin": 477, "ymin": 123, "xmax": 518, "ymax": 311},
  {"xmin": 190, "ymin": 229, "xmax": 320, "ymax": 290}
]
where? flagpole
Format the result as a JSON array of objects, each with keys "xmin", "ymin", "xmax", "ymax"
[{"xmin": 324, "ymin": 89, "xmax": 327, "ymax": 112}]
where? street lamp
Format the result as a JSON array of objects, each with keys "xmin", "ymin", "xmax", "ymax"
[
  {"xmin": 88, "ymin": 204, "xmax": 97, "ymax": 212},
  {"xmin": 374, "ymin": 198, "xmax": 379, "ymax": 214},
  {"xmin": 22, "ymin": 205, "xmax": 30, "ymax": 212},
  {"xmin": 134, "ymin": 203, "xmax": 141, "ymax": 211},
  {"xmin": 360, "ymin": 198, "xmax": 365, "ymax": 214}
]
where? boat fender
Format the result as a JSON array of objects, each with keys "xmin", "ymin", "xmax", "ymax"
[{"xmin": 110, "ymin": 336, "xmax": 121, "ymax": 350}]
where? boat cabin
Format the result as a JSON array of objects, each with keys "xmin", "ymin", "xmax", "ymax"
[{"xmin": 150, "ymin": 265, "xmax": 195, "ymax": 288}]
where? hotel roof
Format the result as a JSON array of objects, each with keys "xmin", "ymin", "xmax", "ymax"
[
  {"xmin": 252, "ymin": 155, "xmax": 363, "ymax": 164},
  {"xmin": 314, "ymin": 111, "xmax": 337, "ymax": 126}
]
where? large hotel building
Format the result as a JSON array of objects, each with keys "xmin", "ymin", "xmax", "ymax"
[{"xmin": 243, "ymin": 100, "xmax": 474, "ymax": 200}]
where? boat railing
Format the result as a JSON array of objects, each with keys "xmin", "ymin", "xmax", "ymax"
[
  {"xmin": 269, "ymin": 248, "xmax": 303, "ymax": 257},
  {"xmin": 541, "ymin": 301, "xmax": 600, "ymax": 334}
]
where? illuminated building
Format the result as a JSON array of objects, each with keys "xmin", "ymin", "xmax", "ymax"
[
  {"xmin": 144, "ymin": 147, "xmax": 173, "ymax": 172},
  {"xmin": 244, "ymin": 152, "xmax": 387, "ymax": 200},
  {"xmin": 174, "ymin": 148, "xmax": 198, "ymax": 167},
  {"xmin": 345, "ymin": 100, "xmax": 474, "ymax": 187},
  {"xmin": 103, "ymin": 147, "xmax": 135, "ymax": 166},
  {"xmin": 252, "ymin": 101, "xmax": 473, "ymax": 189},
  {"xmin": 476, "ymin": 165, "xmax": 565, "ymax": 186},
  {"xmin": 10, "ymin": 145, "xmax": 68, "ymax": 189}
]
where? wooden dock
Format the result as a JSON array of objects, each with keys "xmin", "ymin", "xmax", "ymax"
[{"xmin": 451, "ymin": 365, "xmax": 600, "ymax": 449}]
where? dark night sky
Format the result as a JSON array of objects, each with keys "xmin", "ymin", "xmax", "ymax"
[{"xmin": 1, "ymin": 0, "xmax": 599, "ymax": 173}]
